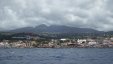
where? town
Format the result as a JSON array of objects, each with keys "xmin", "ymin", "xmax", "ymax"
[
  {"xmin": 0, "ymin": 32, "xmax": 113, "ymax": 48},
  {"xmin": 0, "ymin": 37, "xmax": 113, "ymax": 48}
]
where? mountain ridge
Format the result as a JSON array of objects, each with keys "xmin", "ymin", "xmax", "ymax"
[{"xmin": 7, "ymin": 24, "xmax": 103, "ymax": 33}]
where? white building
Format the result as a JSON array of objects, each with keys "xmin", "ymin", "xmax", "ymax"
[
  {"xmin": 0, "ymin": 42, "xmax": 5, "ymax": 47},
  {"xmin": 103, "ymin": 40, "xmax": 111, "ymax": 45},
  {"xmin": 60, "ymin": 38, "xmax": 67, "ymax": 41},
  {"xmin": 0, "ymin": 42, "xmax": 10, "ymax": 47},
  {"xmin": 110, "ymin": 38, "xmax": 113, "ymax": 42},
  {"xmin": 88, "ymin": 42, "xmax": 97, "ymax": 45},
  {"xmin": 87, "ymin": 39, "xmax": 97, "ymax": 45},
  {"xmin": 77, "ymin": 39, "xmax": 87, "ymax": 44}
]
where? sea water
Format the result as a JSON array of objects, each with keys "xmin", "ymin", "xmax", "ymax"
[{"xmin": 0, "ymin": 48, "xmax": 113, "ymax": 64}]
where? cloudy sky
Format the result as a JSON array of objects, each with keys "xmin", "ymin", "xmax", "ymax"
[{"xmin": 0, "ymin": 0, "xmax": 113, "ymax": 31}]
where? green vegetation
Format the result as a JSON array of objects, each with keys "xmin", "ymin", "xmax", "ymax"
[{"xmin": 0, "ymin": 32, "xmax": 113, "ymax": 40}]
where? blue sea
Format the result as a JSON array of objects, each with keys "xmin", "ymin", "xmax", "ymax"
[{"xmin": 0, "ymin": 48, "xmax": 113, "ymax": 64}]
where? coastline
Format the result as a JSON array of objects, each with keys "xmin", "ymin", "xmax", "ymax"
[{"xmin": 1, "ymin": 46, "xmax": 113, "ymax": 48}]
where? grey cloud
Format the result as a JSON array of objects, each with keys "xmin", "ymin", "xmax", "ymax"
[{"xmin": 0, "ymin": 0, "xmax": 113, "ymax": 31}]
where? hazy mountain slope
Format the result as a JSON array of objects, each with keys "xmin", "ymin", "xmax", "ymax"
[{"xmin": 8, "ymin": 24, "xmax": 101, "ymax": 33}]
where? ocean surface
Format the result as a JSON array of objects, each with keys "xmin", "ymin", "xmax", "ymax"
[{"xmin": 0, "ymin": 48, "xmax": 113, "ymax": 64}]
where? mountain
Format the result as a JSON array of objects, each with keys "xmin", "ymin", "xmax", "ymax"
[
  {"xmin": 8, "ymin": 24, "xmax": 101, "ymax": 33},
  {"xmin": 2, "ymin": 24, "xmax": 113, "ymax": 39}
]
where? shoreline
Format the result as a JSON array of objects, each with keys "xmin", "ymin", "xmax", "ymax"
[{"xmin": 1, "ymin": 46, "xmax": 113, "ymax": 49}]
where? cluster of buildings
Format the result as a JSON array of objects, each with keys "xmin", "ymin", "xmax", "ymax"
[
  {"xmin": 37, "ymin": 38, "xmax": 113, "ymax": 48},
  {"xmin": 0, "ymin": 40, "xmax": 36, "ymax": 48},
  {"xmin": 58, "ymin": 38, "xmax": 113, "ymax": 48},
  {"xmin": 0, "ymin": 38, "xmax": 113, "ymax": 48}
]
